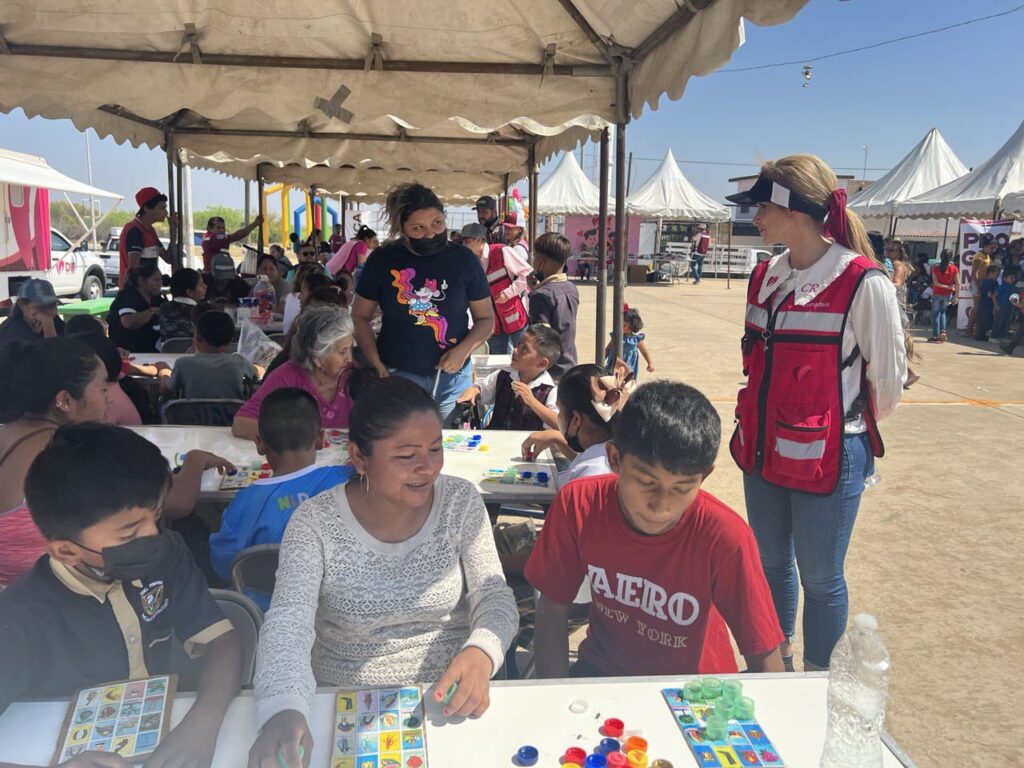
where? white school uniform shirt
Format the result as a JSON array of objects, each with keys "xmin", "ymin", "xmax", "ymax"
[
  {"xmin": 755, "ymin": 244, "xmax": 907, "ymax": 433},
  {"xmin": 476, "ymin": 368, "xmax": 559, "ymax": 411},
  {"xmin": 557, "ymin": 441, "xmax": 612, "ymax": 488}
]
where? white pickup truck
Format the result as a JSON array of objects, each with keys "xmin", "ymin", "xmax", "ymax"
[
  {"xmin": 23, "ymin": 228, "xmax": 107, "ymax": 301},
  {"xmin": 99, "ymin": 226, "xmax": 171, "ymax": 287}
]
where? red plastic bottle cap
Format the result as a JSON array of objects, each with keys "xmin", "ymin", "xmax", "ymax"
[
  {"xmin": 564, "ymin": 747, "xmax": 587, "ymax": 763},
  {"xmin": 607, "ymin": 754, "xmax": 629, "ymax": 768},
  {"xmin": 623, "ymin": 736, "xmax": 648, "ymax": 754},
  {"xmin": 603, "ymin": 718, "xmax": 625, "ymax": 738}
]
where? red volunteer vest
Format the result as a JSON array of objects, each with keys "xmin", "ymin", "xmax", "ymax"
[
  {"xmin": 486, "ymin": 244, "xmax": 528, "ymax": 336},
  {"xmin": 730, "ymin": 255, "xmax": 885, "ymax": 495}
]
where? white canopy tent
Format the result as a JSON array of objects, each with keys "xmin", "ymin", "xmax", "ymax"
[
  {"xmin": 627, "ymin": 148, "xmax": 729, "ymax": 221},
  {"xmin": 894, "ymin": 121, "xmax": 1024, "ymax": 220},
  {"xmin": 0, "ymin": 147, "xmax": 120, "ymax": 201},
  {"xmin": 0, "ymin": 0, "xmax": 809, "ymax": 356},
  {"xmin": 534, "ymin": 151, "xmax": 611, "ymax": 215},
  {"xmin": 848, "ymin": 128, "xmax": 968, "ymax": 220}
]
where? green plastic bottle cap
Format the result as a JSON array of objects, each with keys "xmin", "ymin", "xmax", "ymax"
[
  {"xmin": 734, "ymin": 696, "xmax": 755, "ymax": 720},
  {"xmin": 722, "ymin": 680, "xmax": 743, "ymax": 701},
  {"xmin": 683, "ymin": 681, "xmax": 703, "ymax": 702},
  {"xmin": 704, "ymin": 712, "xmax": 728, "ymax": 740}
]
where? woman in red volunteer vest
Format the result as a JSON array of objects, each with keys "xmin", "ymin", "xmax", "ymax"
[{"xmin": 725, "ymin": 154, "xmax": 907, "ymax": 672}]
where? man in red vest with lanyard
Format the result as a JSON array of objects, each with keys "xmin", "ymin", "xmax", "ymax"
[
  {"xmin": 724, "ymin": 155, "xmax": 906, "ymax": 673},
  {"xmin": 118, "ymin": 187, "xmax": 177, "ymax": 286}
]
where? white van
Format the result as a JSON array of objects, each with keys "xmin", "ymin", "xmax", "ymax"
[{"xmin": 0, "ymin": 147, "xmax": 122, "ymax": 304}]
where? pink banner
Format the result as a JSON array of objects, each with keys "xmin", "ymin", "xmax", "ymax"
[
  {"xmin": 1, "ymin": 185, "xmax": 50, "ymax": 271},
  {"xmin": 563, "ymin": 214, "xmax": 641, "ymax": 259}
]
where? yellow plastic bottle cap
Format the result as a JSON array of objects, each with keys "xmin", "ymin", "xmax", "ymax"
[{"xmin": 626, "ymin": 750, "xmax": 648, "ymax": 768}]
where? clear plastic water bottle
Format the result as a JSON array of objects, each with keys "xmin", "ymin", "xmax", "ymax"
[
  {"xmin": 864, "ymin": 471, "xmax": 881, "ymax": 489},
  {"xmin": 252, "ymin": 275, "xmax": 276, "ymax": 323},
  {"xmin": 820, "ymin": 614, "xmax": 891, "ymax": 768}
]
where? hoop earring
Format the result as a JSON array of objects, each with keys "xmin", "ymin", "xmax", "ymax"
[{"xmin": 361, "ymin": 473, "xmax": 370, "ymax": 494}]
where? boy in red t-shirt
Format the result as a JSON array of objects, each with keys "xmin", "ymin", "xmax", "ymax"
[{"xmin": 526, "ymin": 381, "xmax": 784, "ymax": 678}]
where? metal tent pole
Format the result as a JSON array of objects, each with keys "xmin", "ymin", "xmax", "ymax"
[
  {"xmin": 256, "ymin": 164, "xmax": 266, "ymax": 256},
  {"xmin": 174, "ymin": 149, "xmax": 184, "ymax": 272},
  {"xmin": 596, "ymin": 130, "xmax": 610, "ymax": 365},
  {"xmin": 527, "ymin": 144, "xmax": 538, "ymax": 251},
  {"xmin": 612, "ymin": 119, "xmax": 627, "ymax": 361}
]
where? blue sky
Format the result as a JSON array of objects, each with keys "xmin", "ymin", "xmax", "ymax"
[{"xmin": 0, "ymin": 0, "xmax": 1021, "ymax": 213}]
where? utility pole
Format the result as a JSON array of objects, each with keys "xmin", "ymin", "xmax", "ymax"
[
  {"xmin": 84, "ymin": 131, "xmax": 97, "ymax": 249},
  {"xmin": 862, "ymin": 145, "xmax": 869, "ymax": 189}
]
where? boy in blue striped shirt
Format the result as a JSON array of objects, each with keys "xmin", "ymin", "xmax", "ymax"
[{"xmin": 210, "ymin": 387, "xmax": 353, "ymax": 606}]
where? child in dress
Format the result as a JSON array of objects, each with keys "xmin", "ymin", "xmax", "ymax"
[{"xmin": 605, "ymin": 307, "xmax": 655, "ymax": 378}]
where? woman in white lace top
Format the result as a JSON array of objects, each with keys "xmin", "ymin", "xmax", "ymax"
[{"xmin": 249, "ymin": 377, "xmax": 518, "ymax": 766}]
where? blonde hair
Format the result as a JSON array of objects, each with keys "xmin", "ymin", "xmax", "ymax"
[{"xmin": 761, "ymin": 154, "xmax": 880, "ymax": 266}]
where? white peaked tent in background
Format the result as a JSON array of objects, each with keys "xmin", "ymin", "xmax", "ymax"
[
  {"xmin": 895, "ymin": 120, "xmax": 1024, "ymax": 219},
  {"xmin": 848, "ymin": 128, "xmax": 968, "ymax": 221},
  {"xmin": 534, "ymin": 151, "xmax": 611, "ymax": 216},
  {"xmin": 627, "ymin": 148, "xmax": 729, "ymax": 254},
  {"xmin": 627, "ymin": 149, "xmax": 730, "ymax": 221}
]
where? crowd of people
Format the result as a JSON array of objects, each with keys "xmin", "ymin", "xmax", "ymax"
[{"xmin": 0, "ymin": 154, "xmax": 1018, "ymax": 768}]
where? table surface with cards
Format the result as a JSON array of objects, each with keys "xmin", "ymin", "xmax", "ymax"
[
  {"xmin": 0, "ymin": 674, "xmax": 912, "ymax": 768},
  {"xmin": 129, "ymin": 426, "xmax": 558, "ymax": 504}
]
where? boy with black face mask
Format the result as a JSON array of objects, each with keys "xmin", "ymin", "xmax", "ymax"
[{"xmin": 0, "ymin": 423, "xmax": 242, "ymax": 768}]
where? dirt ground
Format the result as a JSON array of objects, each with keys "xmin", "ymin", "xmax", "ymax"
[{"xmin": 563, "ymin": 276, "xmax": 1023, "ymax": 768}]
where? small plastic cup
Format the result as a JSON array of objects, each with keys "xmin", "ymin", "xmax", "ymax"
[
  {"xmin": 564, "ymin": 747, "xmax": 587, "ymax": 764},
  {"xmin": 626, "ymin": 750, "xmax": 648, "ymax": 768},
  {"xmin": 603, "ymin": 718, "xmax": 625, "ymax": 738},
  {"xmin": 714, "ymin": 699, "xmax": 735, "ymax": 721},
  {"xmin": 623, "ymin": 736, "xmax": 648, "ymax": 754},
  {"xmin": 705, "ymin": 712, "xmax": 728, "ymax": 741},
  {"xmin": 722, "ymin": 680, "xmax": 743, "ymax": 702},
  {"xmin": 734, "ymin": 696, "xmax": 756, "ymax": 721},
  {"xmin": 516, "ymin": 745, "xmax": 538, "ymax": 766},
  {"xmin": 683, "ymin": 681, "xmax": 703, "ymax": 702},
  {"xmin": 701, "ymin": 677, "xmax": 722, "ymax": 700}
]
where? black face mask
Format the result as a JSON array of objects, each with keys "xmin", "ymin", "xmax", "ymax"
[
  {"xmin": 565, "ymin": 417, "xmax": 585, "ymax": 454},
  {"xmin": 78, "ymin": 532, "xmax": 177, "ymax": 582},
  {"xmin": 408, "ymin": 232, "xmax": 448, "ymax": 257}
]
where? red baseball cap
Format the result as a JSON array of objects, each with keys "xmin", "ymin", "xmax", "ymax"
[
  {"xmin": 135, "ymin": 187, "xmax": 164, "ymax": 209},
  {"xmin": 503, "ymin": 211, "xmax": 526, "ymax": 228}
]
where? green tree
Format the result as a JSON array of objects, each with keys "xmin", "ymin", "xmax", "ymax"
[{"xmin": 49, "ymin": 201, "xmax": 134, "ymax": 244}]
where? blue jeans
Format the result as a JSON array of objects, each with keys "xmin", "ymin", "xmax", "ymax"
[
  {"xmin": 931, "ymin": 295, "xmax": 951, "ymax": 338},
  {"xmin": 992, "ymin": 306, "xmax": 1012, "ymax": 339},
  {"xmin": 392, "ymin": 359, "xmax": 473, "ymax": 422},
  {"xmin": 744, "ymin": 433, "xmax": 873, "ymax": 669},
  {"xmin": 690, "ymin": 254, "xmax": 705, "ymax": 282},
  {"xmin": 488, "ymin": 328, "xmax": 525, "ymax": 355}
]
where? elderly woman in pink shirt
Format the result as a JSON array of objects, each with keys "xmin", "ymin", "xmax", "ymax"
[{"xmin": 232, "ymin": 306, "xmax": 355, "ymax": 440}]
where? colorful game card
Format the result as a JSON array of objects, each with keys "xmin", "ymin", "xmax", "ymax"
[
  {"xmin": 661, "ymin": 687, "xmax": 784, "ymax": 767},
  {"xmin": 332, "ymin": 686, "xmax": 427, "ymax": 768},
  {"xmin": 54, "ymin": 675, "xmax": 177, "ymax": 764},
  {"xmin": 481, "ymin": 468, "xmax": 551, "ymax": 487},
  {"xmin": 442, "ymin": 434, "xmax": 488, "ymax": 452}
]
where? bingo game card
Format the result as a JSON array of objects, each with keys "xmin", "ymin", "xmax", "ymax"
[
  {"xmin": 53, "ymin": 675, "xmax": 177, "ymax": 764},
  {"xmin": 331, "ymin": 686, "xmax": 427, "ymax": 768},
  {"xmin": 442, "ymin": 434, "xmax": 488, "ymax": 452},
  {"xmin": 662, "ymin": 688, "xmax": 784, "ymax": 767}
]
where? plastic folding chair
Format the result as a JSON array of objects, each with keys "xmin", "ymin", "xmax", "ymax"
[{"xmin": 163, "ymin": 399, "xmax": 244, "ymax": 427}]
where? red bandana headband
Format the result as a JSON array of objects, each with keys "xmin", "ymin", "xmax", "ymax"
[{"xmin": 823, "ymin": 188, "xmax": 850, "ymax": 249}]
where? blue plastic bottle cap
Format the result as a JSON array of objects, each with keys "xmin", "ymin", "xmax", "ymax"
[
  {"xmin": 598, "ymin": 737, "xmax": 621, "ymax": 754},
  {"xmin": 516, "ymin": 745, "xmax": 539, "ymax": 765},
  {"xmin": 585, "ymin": 754, "xmax": 608, "ymax": 768}
]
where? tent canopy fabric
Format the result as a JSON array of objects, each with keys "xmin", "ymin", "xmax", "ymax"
[
  {"xmin": 533, "ymin": 151, "xmax": 611, "ymax": 215},
  {"xmin": 848, "ymin": 128, "xmax": 968, "ymax": 218},
  {"xmin": 626, "ymin": 149, "xmax": 729, "ymax": 221},
  {"xmin": 894, "ymin": 121, "xmax": 1024, "ymax": 220},
  {"xmin": 0, "ymin": 147, "xmax": 121, "ymax": 199},
  {"xmin": 0, "ymin": 0, "xmax": 809, "ymax": 186}
]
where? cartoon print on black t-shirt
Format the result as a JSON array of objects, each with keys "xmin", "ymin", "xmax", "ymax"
[{"xmin": 390, "ymin": 267, "xmax": 457, "ymax": 348}]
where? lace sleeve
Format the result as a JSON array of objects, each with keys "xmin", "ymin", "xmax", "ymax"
[
  {"xmin": 450, "ymin": 480, "xmax": 519, "ymax": 675},
  {"xmin": 253, "ymin": 499, "xmax": 326, "ymax": 729}
]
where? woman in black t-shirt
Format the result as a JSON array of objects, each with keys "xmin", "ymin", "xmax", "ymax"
[
  {"xmin": 352, "ymin": 184, "xmax": 494, "ymax": 420},
  {"xmin": 107, "ymin": 263, "xmax": 164, "ymax": 352}
]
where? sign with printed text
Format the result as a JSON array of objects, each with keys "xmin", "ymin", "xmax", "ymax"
[{"xmin": 956, "ymin": 219, "xmax": 1013, "ymax": 330}]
